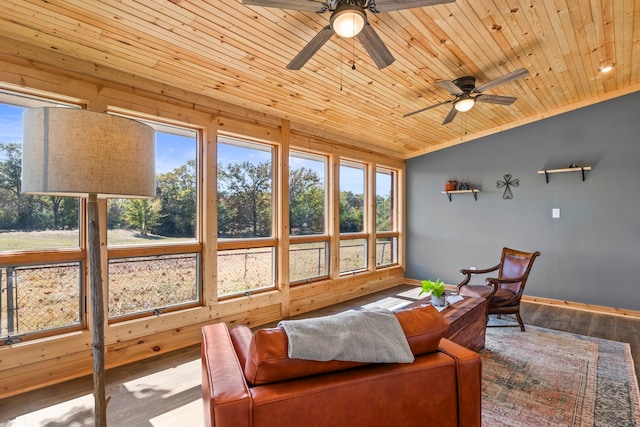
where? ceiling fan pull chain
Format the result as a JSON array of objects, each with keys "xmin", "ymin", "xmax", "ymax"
[
  {"xmin": 351, "ymin": 35, "xmax": 356, "ymax": 70},
  {"xmin": 340, "ymin": 38, "xmax": 343, "ymax": 91}
]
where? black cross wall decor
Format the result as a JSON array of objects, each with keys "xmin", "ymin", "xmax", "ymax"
[{"xmin": 497, "ymin": 173, "xmax": 519, "ymax": 199}]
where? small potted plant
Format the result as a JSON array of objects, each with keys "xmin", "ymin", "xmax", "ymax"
[{"xmin": 419, "ymin": 278, "xmax": 447, "ymax": 307}]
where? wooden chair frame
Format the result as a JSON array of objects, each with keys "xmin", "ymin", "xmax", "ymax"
[{"xmin": 456, "ymin": 247, "xmax": 541, "ymax": 331}]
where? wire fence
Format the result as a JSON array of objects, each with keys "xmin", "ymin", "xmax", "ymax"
[
  {"xmin": 2, "ymin": 241, "xmax": 395, "ymax": 342},
  {"xmin": 1, "ymin": 263, "xmax": 81, "ymax": 341},
  {"xmin": 289, "ymin": 244, "xmax": 328, "ymax": 283},
  {"xmin": 218, "ymin": 241, "xmax": 395, "ymax": 294},
  {"xmin": 108, "ymin": 253, "xmax": 199, "ymax": 318}
]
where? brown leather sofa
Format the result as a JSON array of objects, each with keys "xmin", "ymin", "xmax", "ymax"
[{"xmin": 201, "ymin": 305, "xmax": 482, "ymax": 427}]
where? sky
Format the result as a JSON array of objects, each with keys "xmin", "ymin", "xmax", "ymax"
[
  {"xmin": 0, "ymin": 103, "xmax": 194, "ymax": 174},
  {"xmin": 155, "ymin": 131, "xmax": 196, "ymax": 174},
  {"xmin": 0, "ymin": 103, "xmax": 23, "ymax": 145},
  {"xmin": 219, "ymin": 139, "xmax": 389, "ymax": 195},
  {"xmin": 1, "ymin": 104, "xmax": 389, "ymax": 195}
]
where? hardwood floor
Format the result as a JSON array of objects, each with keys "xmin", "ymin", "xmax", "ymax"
[
  {"xmin": 1, "ymin": 284, "xmax": 638, "ymax": 426},
  {"xmin": 0, "ymin": 344, "xmax": 203, "ymax": 427}
]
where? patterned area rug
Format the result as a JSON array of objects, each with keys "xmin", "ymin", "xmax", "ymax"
[{"xmin": 482, "ymin": 321, "xmax": 640, "ymax": 427}]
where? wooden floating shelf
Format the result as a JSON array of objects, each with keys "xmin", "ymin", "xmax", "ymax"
[
  {"xmin": 537, "ymin": 166, "xmax": 592, "ymax": 183},
  {"xmin": 442, "ymin": 189, "xmax": 479, "ymax": 202}
]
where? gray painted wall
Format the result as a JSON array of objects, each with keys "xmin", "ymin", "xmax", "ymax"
[{"xmin": 406, "ymin": 91, "xmax": 640, "ymax": 311}]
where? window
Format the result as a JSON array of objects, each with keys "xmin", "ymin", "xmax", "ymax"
[
  {"xmin": 107, "ymin": 124, "xmax": 198, "ymax": 244},
  {"xmin": 0, "ymin": 87, "xmax": 405, "ymax": 346},
  {"xmin": 108, "ymin": 253, "xmax": 198, "ymax": 318},
  {"xmin": 1, "ymin": 263, "xmax": 82, "ymax": 341},
  {"xmin": 339, "ymin": 161, "xmax": 366, "ymax": 273},
  {"xmin": 217, "ymin": 136, "xmax": 275, "ymax": 296},
  {"xmin": 289, "ymin": 151, "xmax": 329, "ymax": 283},
  {"xmin": 376, "ymin": 167, "xmax": 398, "ymax": 267},
  {"xmin": 339, "ymin": 238, "xmax": 367, "ymax": 273},
  {"xmin": 376, "ymin": 168, "xmax": 394, "ymax": 233},
  {"xmin": 289, "ymin": 151, "xmax": 326, "ymax": 236},
  {"xmin": 107, "ymin": 120, "xmax": 201, "ymax": 321},
  {"xmin": 0, "ymin": 90, "xmax": 83, "ymax": 344}
]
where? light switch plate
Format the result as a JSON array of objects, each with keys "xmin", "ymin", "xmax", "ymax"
[{"xmin": 552, "ymin": 208, "xmax": 560, "ymax": 218}]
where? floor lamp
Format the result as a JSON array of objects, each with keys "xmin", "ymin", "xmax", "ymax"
[{"xmin": 21, "ymin": 108, "xmax": 155, "ymax": 426}]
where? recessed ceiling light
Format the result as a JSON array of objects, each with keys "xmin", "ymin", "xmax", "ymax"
[{"xmin": 598, "ymin": 64, "xmax": 614, "ymax": 73}]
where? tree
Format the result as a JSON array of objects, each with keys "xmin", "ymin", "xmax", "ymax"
[
  {"xmin": 289, "ymin": 167, "xmax": 324, "ymax": 235},
  {"xmin": 0, "ymin": 142, "xmax": 24, "ymax": 227},
  {"xmin": 107, "ymin": 199, "xmax": 127, "ymax": 229},
  {"xmin": 49, "ymin": 196, "xmax": 63, "ymax": 229},
  {"xmin": 155, "ymin": 160, "xmax": 196, "ymax": 237},
  {"xmin": 217, "ymin": 161, "xmax": 272, "ymax": 238},
  {"xmin": 376, "ymin": 194, "xmax": 392, "ymax": 231},
  {"xmin": 124, "ymin": 199, "xmax": 161, "ymax": 236},
  {"xmin": 59, "ymin": 197, "xmax": 79, "ymax": 230},
  {"xmin": 339, "ymin": 190, "xmax": 364, "ymax": 233},
  {"xmin": 0, "ymin": 142, "xmax": 80, "ymax": 231}
]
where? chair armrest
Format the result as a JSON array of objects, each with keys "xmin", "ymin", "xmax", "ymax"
[
  {"xmin": 460, "ymin": 264, "xmax": 500, "ymax": 276},
  {"xmin": 456, "ymin": 263, "xmax": 500, "ymax": 291}
]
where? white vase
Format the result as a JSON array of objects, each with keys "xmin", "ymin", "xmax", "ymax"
[{"xmin": 431, "ymin": 295, "xmax": 446, "ymax": 307}]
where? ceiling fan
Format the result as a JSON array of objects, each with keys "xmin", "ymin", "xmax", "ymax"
[
  {"xmin": 242, "ymin": 0, "xmax": 455, "ymax": 70},
  {"xmin": 403, "ymin": 68, "xmax": 530, "ymax": 124}
]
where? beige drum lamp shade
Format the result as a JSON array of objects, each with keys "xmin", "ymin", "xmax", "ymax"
[{"xmin": 22, "ymin": 107, "xmax": 156, "ymax": 198}]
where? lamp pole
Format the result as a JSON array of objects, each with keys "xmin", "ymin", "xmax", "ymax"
[{"xmin": 88, "ymin": 193, "xmax": 107, "ymax": 426}]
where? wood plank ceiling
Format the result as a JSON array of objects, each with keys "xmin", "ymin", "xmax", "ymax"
[{"xmin": 0, "ymin": 0, "xmax": 638, "ymax": 159}]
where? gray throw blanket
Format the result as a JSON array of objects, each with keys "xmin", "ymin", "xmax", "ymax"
[{"xmin": 278, "ymin": 307, "xmax": 414, "ymax": 364}]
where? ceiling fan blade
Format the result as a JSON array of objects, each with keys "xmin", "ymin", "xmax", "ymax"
[
  {"xmin": 369, "ymin": 0, "xmax": 455, "ymax": 13},
  {"xmin": 435, "ymin": 80, "xmax": 464, "ymax": 96},
  {"xmin": 442, "ymin": 106, "xmax": 458, "ymax": 125},
  {"xmin": 242, "ymin": 0, "xmax": 324, "ymax": 12},
  {"xmin": 473, "ymin": 68, "xmax": 529, "ymax": 93},
  {"xmin": 403, "ymin": 100, "xmax": 452, "ymax": 118},
  {"xmin": 286, "ymin": 26, "xmax": 334, "ymax": 70},
  {"xmin": 475, "ymin": 94, "xmax": 517, "ymax": 105},
  {"xmin": 356, "ymin": 23, "xmax": 395, "ymax": 69}
]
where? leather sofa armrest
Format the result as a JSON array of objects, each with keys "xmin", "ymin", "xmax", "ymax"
[
  {"xmin": 202, "ymin": 322, "xmax": 252, "ymax": 427},
  {"xmin": 437, "ymin": 338, "xmax": 482, "ymax": 427}
]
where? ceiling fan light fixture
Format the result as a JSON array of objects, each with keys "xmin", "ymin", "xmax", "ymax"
[
  {"xmin": 330, "ymin": 4, "xmax": 366, "ymax": 38},
  {"xmin": 598, "ymin": 64, "xmax": 614, "ymax": 73},
  {"xmin": 454, "ymin": 95, "xmax": 475, "ymax": 112}
]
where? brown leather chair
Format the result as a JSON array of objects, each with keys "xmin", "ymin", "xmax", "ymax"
[{"xmin": 456, "ymin": 247, "xmax": 540, "ymax": 331}]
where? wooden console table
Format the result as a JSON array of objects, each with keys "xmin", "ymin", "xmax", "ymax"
[{"xmin": 406, "ymin": 295, "xmax": 487, "ymax": 351}]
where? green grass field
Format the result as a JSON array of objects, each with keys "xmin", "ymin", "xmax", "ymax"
[{"xmin": 0, "ymin": 229, "xmax": 192, "ymax": 250}]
